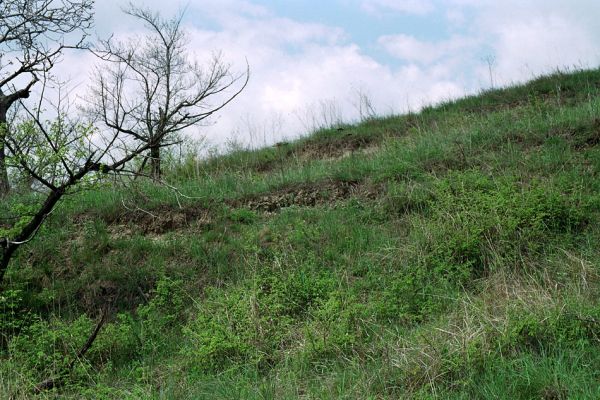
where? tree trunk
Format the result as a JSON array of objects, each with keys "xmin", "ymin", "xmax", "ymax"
[
  {"xmin": 0, "ymin": 187, "xmax": 65, "ymax": 285},
  {"xmin": 0, "ymin": 246, "xmax": 17, "ymax": 287},
  {"xmin": 150, "ymin": 144, "xmax": 161, "ymax": 180},
  {"xmin": 0, "ymin": 142, "xmax": 9, "ymax": 197},
  {"xmin": 0, "ymin": 105, "xmax": 10, "ymax": 197}
]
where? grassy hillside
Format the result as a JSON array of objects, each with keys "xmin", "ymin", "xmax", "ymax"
[{"xmin": 2, "ymin": 68, "xmax": 600, "ymax": 399}]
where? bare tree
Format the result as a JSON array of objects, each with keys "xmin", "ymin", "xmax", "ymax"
[
  {"xmin": 0, "ymin": 0, "xmax": 94, "ymax": 196},
  {"xmin": 88, "ymin": 5, "xmax": 249, "ymax": 179},
  {"xmin": 0, "ymin": 76, "xmax": 186, "ymax": 285}
]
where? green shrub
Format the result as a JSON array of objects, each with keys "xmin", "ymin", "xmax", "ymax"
[
  {"xmin": 500, "ymin": 305, "xmax": 600, "ymax": 354},
  {"xmin": 374, "ymin": 267, "xmax": 453, "ymax": 325},
  {"xmin": 228, "ymin": 208, "xmax": 257, "ymax": 224},
  {"xmin": 92, "ymin": 313, "xmax": 139, "ymax": 367},
  {"xmin": 136, "ymin": 276, "xmax": 188, "ymax": 355},
  {"xmin": 303, "ymin": 290, "xmax": 368, "ymax": 360},
  {"xmin": 384, "ymin": 181, "xmax": 435, "ymax": 216},
  {"xmin": 417, "ymin": 171, "xmax": 587, "ymax": 282},
  {"xmin": 0, "ymin": 289, "xmax": 30, "ymax": 346},
  {"xmin": 183, "ymin": 270, "xmax": 336, "ymax": 372},
  {"xmin": 8, "ymin": 315, "xmax": 96, "ymax": 382}
]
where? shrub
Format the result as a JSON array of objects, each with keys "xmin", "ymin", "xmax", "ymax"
[
  {"xmin": 0, "ymin": 288, "xmax": 30, "ymax": 346},
  {"xmin": 417, "ymin": 171, "xmax": 587, "ymax": 282},
  {"xmin": 183, "ymin": 270, "xmax": 336, "ymax": 372},
  {"xmin": 8, "ymin": 315, "xmax": 96, "ymax": 382}
]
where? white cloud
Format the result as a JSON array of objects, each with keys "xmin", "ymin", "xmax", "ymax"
[
  {"xmin": 490, "ymin": 15, "xmax": 598, "ymax": 84},
  {"xmin": 361, "ymin": 0, "xmax": 435, "ymax": 15},
  {"xmin": 57, "ymin": 1, "xmax": 467, "ymax": 149},
  {"xmin": 376, "ymin": 0, "xmax": 600, "ymax": 92},
  {"xmin": 443, "ymin": 0, "xmax": 600, "ymax": 86},
  {"xmin": 445, "ymin": 8, "xmax": 466, "ymax": 27},
  {"xmin": 378, "ymin": 34, "xmax": 477, "ymax": 64},
  {"xmin": 36, "ymin": 0, "xmax": 600, "ymax": 151}
]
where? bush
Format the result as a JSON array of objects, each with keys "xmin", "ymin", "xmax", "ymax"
[
  {"xmin": 183, "ymin": 270, "xmax": 336, "ymax": 372},
  {"xmin": 0, "ymin": 288, "xmax": 30, "ymax": 346},
  {"xmin": 8, "ymin": 315, "xmax": 96, "ymax": 382},
  {"xmin": 417, "ymin": 171, "xmax": 587, "ymax": 282}
]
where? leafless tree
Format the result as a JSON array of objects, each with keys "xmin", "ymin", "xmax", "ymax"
[
  {"xmin": 88, "ymin": 5, "xmax": 249, "ymax": 179},
  {"xmin": 0, "ymin": 75, "xmax": 187, "ymax": 285},
  {"xmin": 0, "ymin": 0, "xmax": 94, "ymax": 197}
]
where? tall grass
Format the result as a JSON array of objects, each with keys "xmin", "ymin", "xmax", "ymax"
[{"xmin": 2, "ymin": 67, "xmax": 600, "ymax": 398}]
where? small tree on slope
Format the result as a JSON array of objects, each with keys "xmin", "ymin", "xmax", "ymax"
[
  {"xmin": 0, "ymin": 0, "xmax": 94, "ymax": 196},
  {"xmin": 87, "ymin": 5, "xmax": 249, "ymax": 180}
]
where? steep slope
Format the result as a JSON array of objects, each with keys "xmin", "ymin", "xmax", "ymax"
[{"xmin": 2, "ymin": 68, "xmax": 600, "ymax": 399}]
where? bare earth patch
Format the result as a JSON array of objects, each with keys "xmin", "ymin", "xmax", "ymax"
[
  {"xmin": 108, "ymin": 205, "xmax": 213, "ymax": 235},
  {"xmin": 232, "ymin": 179, "xmax": 382, "ymax": 213}
]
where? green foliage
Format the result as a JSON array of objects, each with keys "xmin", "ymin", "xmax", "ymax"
[
  {"xmin": 384, "ymin": 181, "xmax": 435, "ymax": 216},
  {"xmin": 227, "ymin": 207, "xmax": 257, "ymax": 224},
  {"xmin": 461, "ymin": 346, "xmax": 600, "ymax": 400},
  {"xmin": 0, "ymin": 289, "xmax": 30, "ymax": 345},
  {"xmin": 499, "ymin": 305, "xmax": 600, "ymax": 354},
  {"xmin": 416, "ymin": 171, "xmax": 587, "ymax": 282},
  {"xmin": 303, "ymin": 290, "xmax": 368, "ymax": 359},
  {"xmin": 374, "ymin": 266, "xmax": 451, "ymax": 325},
  {"xmin": 183, "ymin": 270, "xmax": 336, "ymax": 372},
  {"xmin": 3, "ymin": 68, "xmax": 600, "ymax": 398},
  {"xmin": 8, "ymin": 315, "xmax": 96, "ymax": 382},
  {"xmin": 91, "ymin": 313, "xmax": 139, "ymax": 366},
  {"xmin": 0, "ymin": 200, "xmax": 38, "ymax": 239},
  {"xmin": 138, "ymin": 276, "xmax": 186, "ymax": 333}
]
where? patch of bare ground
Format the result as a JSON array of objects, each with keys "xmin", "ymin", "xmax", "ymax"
[
  {"xmin": 232, "ymin": 179, "xmax": 383, "ymax": 213},
  {"xmin": 71, "ymin": 180, "xmax": 384, "ymax": 312},
  {"xmin": 102, "ymin": 205, "xmax": 213, "ymax": 236},
  {"xmin": 297, "ymin": 133, "xmax": 379, "ymax": 161},
  {"xmin": 253, "ymin": 116, "xmax": 429, "ymax": 173},
  {"xmin": 74, "ymin": 180, "xmax": 383, "ymax": 242}
]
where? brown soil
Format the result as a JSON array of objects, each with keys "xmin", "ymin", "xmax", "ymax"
[
  {"xmin": 107, "ymin": 204, "xmax": 212, "ymax": 235},
  {"xmin": 73, "ymin": 179, "xmax": 383, "ymax": 313},
  {"xmin": 75, "ymin": 179, "xmax": 383, "ymax": 238},
  {"xmin": 569, "ymin": 118, "xmax": 600, "ymax": 149},
  {"xmin": 232, "ymin": 179, "xmax": 382, "ymax": 213},
  {"xmin": 297, "ymin": 134, "xmax": 377, "ymax": 160}
]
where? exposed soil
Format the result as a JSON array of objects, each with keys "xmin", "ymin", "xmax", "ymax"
[
  {"xmin": 72, "ymin": 177, "xmax": 384, "ymax": 243},
  {"xmin": 541, "ymin": 386, "xmax": 569, "ymax": 400},
  {"xmin": 231, "ymin": 179, "xmax": 383, "ymax": 213},
  {"xmin": 567, "ymin": 118, "xmax": 600, "ymax": 149},
  {"xmin": 296, "ymin": 133, "xmax": 378, "ymax": 160},
  {"xmin": 73, "ymin": 178, "xmax": 384, "ymax": 242},
  {"xmin": 106, "ymin": 204, "xmax": 213, "ymax": 235},
  {"xmin": 504, "ymin": 132, "xmax": 545, "ymax": 147},
  {"xmin": 251, "ymin": 115, "xmax": 430, "ymax": 174}
]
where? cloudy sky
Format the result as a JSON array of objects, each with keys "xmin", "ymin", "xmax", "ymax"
[{"xmin": 58, "ymin": 0, "xmax": 600, "ymax": 148}]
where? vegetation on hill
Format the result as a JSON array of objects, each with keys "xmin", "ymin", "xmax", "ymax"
[{"xmin": 2, "ymin": 68, "xmax": 600, "ymax": 399}]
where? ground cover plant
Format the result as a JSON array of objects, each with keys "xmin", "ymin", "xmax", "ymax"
[{"xmin": 1, "ymin": 68, "xmax": 600, "ymax": 398}]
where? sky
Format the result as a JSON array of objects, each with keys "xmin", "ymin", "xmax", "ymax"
[{"xmin": 56, "ymin": 0, "xmax": 600, "ymax": 150}]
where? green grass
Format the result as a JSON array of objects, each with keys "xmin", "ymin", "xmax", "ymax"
[{"xmin": 2, "ymin": 67, "xmax": 600, "ymax": 398}]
